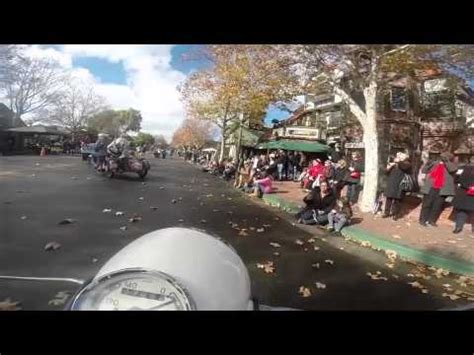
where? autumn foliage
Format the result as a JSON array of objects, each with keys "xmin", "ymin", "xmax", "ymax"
[{"xmin": 171, "ymin": 118, "xmax": 215, "ymax": 149}]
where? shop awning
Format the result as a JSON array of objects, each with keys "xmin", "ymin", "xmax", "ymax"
[{"xmin": 256, "ymin": 139, "xmax": 330, "ymax": 153}]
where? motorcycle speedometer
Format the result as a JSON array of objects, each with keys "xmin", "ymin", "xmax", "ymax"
[{"xmin": 70, "ymin": 268, "xmax": 195, "ymax": 311}]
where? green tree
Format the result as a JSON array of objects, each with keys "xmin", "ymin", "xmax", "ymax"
[
  {"xmin": 133, "ymin": 132, "xmax": 155, "ymax": 147},
  {"xmin": 283, "ymin": 44, "xmax": 474, "ymax": 212},
  {"xmin": 89, "ymin": 108, "xmax": 143, "ymax": 137}
]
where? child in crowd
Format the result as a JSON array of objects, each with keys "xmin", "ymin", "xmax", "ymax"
[{"xmin": 326, "ymin": 196, "xmax": 353, "ymax": 235}]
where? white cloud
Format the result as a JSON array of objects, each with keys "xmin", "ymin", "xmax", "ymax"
[{"xmin": 24, "ymin": 45, "xmax": 187, "ymax": 140}]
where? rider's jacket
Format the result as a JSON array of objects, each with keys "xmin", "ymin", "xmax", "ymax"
[{"xmin": 107, "ymin": 138, "xmax": 130, "ymax": 158}]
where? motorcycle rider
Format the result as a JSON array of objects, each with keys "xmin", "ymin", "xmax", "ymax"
[{"xmin": 107, "ymin": 135, "xmax": 131, "ymax": 172}]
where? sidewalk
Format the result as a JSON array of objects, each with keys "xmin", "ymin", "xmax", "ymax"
[{"xmin": 263, "ymin": 181, "xmax": 474, "ymax": 275}]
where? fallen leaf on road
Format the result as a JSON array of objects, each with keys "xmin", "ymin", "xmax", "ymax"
[
  {"xmin": 102, "ymin": 208, "xmax": 112, "ymax": 213},
  {"xmin": 256, "ymin": 228, "xmax": 265, "ymax": 233},
  {"xmin": 227, "ymin": 198, "xmax": 233, "ymax": 201},
  {"xmin": 313, "ymin": 246, "xmax": 320, "ymax": 251},
  {"xmin": 149, "ymin": 206, "xmax": 158, "ymax": 211},
  {"xmin": 263, "ymin": 224, "xmax": 271, "ymax": 228},
  {"xmin": 231, "ymin": 223, "xmax": 239, "ymax": 229},
  {"xmin": 238, "ymin": 230, "xmax": 249, "ymax": 237},
  {"xmin": 115, "ymin": 211, "xmax": 124, "ymax": 216},
  {"xmin": 200, "ymin": 219, "xmax": 207, "ymax": 224},
  {"xmin": 70, "ymin": 176, "xmax": 77, "ymax": 180},
  {"xmin": 361, "ymin": 241, "xmax": 372, "ymax": 247},
  {"xmin": 307, "ymin": 238, "xmax": 316, "ymax": 243},
  {"xmin": 221, "ymin": 194, "xmax": 225, "ymax": 198},
  {"xmin": 178, "ymin": 219, "xmax": 184, "ymax": 223},
  {"xmin": 447, "ymin": 240, "xmax": 457, "ymax": 244},
  {"xmin": 339, "ymin": 247, "xmax": 344, "ymax": 250},
  {"xmin": 315, "ymin": 282, "xmax": 326, "ymax": 289},
  {"xmin": 227, "ymin": 211, "xmax": 233, "ymax": 215},
  {"xmin": 159, "ymin": 186, "xmax": 165, "ymax": 190},
  {"xmin": 257, "ymin": 261, "xmax": 275, "ymax": 273},
  {"xmin": 298, "ymin": 286, "xmax": 311, "ymax": 297},
  {"xmin": 0, "ymin": 298, "xmax": 21, "ymax": 310},
  {"xmin": 138, "ymin": 197, "xmax": 144, "ymax": 201},
  {"xmin": 86, "ymin": 177, "xmax": 92, "ymax": 180},
  {"xmin": 48, "ymin": 291, "xmax": 70, "ymax": 306},
  {"xmin": 421, "ymin": 289, "xmax": 429, "ymax": 294},
  {"xmin": 171, "ymin": 199, "xmax": 177, "ymax": 204},
  {"xmin": 274, "ymin": 217, "xmax": 280, "ymax": 221},
  {"xmin": 273, "ymin": 252, "xmax": 280, "ymax": 257},
  {"xmin": 44, "ymin": 242, "xmax": 61, "ymax": 251},
  {"xmin": 324, "ymin": 259, "xmax": 334, "ymax": 265},
  {"xmin": 120, "ymin": 226, "xmax": 127, "ymax": 231},
  {"xmin": 385, "ymin": 263, "xmax": 395, "ymax": 269},
  {"xmin": 249, "ymin": 227, "xmax": 256, "ymax": 231},
  {"xmin": 142, "ymin": 182, "xmax": 147, "ymax": 186},
  {"xmin": 92, "ymin": 258, "xmax": 98, "ymax": 263},
  {"xmin": 312, "ymin": 263, "xmax": 320, "ymax": 269},
  {"xmin": 31, "ymin": 174, "xmax": 36, "ymax": 177},
  {"xmin": 200, "ymin": 202, "xmax": 205, "ymax": 206},
  {"xmin": 442, "ymin": 284, "xmax": 452, "ymax": 289},
  {"xmin": 58, "ymin": 218, "xmax": 76, "ymax": 225},
  {"xmin": 392, "ymin": 234, "xmax": 402, "ymax": 239},
  {"xmin": 385, "ymin": 250, "xmax": 398, "ymax": 262},
  {"xmin": 212, "ymin": 209, "xmax": 219, "ymax": 212},
  {"xmin": 128, "ymin": 215, "xmax": 142, "ymax": 223},
  {"xmin": 269, "ymin": 242, "xmax": 281, "ymax": 248},
  {"xmin": 304, "ymin": 248, "xmax": 309, "ymax": 252},
  {"xmin": 35, "ymin": 163, "xmax": 40, "ymax": 166},
  {"xmin": 20, "ymin": 216, "xmax": 27, "ymax": 220},
  {"xmin": 392, "ymin": 274, "xmax": 400, "ymax": 280},
  {"xmin": 442, "ymin": 293, "xmax": 460, "ymax": 301},
  {"xmin": 408, "ymin": 281, "xmax": 424, "ymax": 289},
  {"xmin": 178, "ymin": 197, "xmax": 183, "ymax": 201},
  {"xmin": 367, "ymin": 272, "xmax": 388, "ymax": 281},
  {"xmin": 405, "ymin": 222, "xmax": 411, "ymax": 227},
  {"xmin": 295, "ymin": 239, "xmax": 304, "ymax": 245}
]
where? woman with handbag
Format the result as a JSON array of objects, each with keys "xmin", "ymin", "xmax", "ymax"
[
  {"xmin": 419, "ymin": 152, "xmax": 458, "ymax": 227},
  {"xmin": 383, "ymin": 152, "xmax": 412, "ymax": 221},
  {"xmin": 452, "ymin": 156, "xmax": 474, "ymax": 234}
]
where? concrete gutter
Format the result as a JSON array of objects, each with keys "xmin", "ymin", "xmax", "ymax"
[{"xmin": 262, "ymin": 193, "xmax": 474, "ymax": 276}]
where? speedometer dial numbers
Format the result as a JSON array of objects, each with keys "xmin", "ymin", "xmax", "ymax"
[{"xmin": 70, "ymin": 269, "xmax": 194, "ymax": 311}]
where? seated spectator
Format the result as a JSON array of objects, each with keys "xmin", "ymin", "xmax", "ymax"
[
  {"xmin": 297, "ymin": 180, "xmax": 336, "ymax": 225},
  {"xmin": 326, "ymin": 196, "xmax": 353, "ymax": 235},
  {"xmin": 235, "ymin": 161, "xmax": 252, "ymax": 188},
  {"xmin": 223, "ymin": 161, "xmax": 237, "ymax": 181},
  {"xmin": 253, "ymin": 172, "xmax": 274, "ymax": 198}
]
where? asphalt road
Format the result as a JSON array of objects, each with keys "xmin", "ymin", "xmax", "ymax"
[{"xmin": 0, "ymin": 155, "xmax": 472, "ymax": 310}]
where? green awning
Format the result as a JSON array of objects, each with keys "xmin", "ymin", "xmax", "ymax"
[{"xmin": 256, "ymin": 139, "xmax": 330, "ymax": 153}]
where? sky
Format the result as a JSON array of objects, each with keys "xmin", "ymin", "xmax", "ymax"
[{"xmin": 20, "ymin": 45, "xmax": 292, "ymax": 141}]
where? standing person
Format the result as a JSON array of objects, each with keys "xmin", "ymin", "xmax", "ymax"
[
  {"xmin": 452, "ymin": 156, "xmax": 474, "ymax": 234},
  {"xmin": 326, "ymin": 196, "xmax": 353, "ymax": 235},
  {"xmin": 276, "ymin": 151, "xmax": 286, "ymax": 181},
  {"xmin": 419, "ymin": 152, "xmax": 458, "ymax": 227},
  {"xmin": 328, "ymin": 143, "xmax": 342, "ymax": 163},
  {"xmin": 333, "ymin": 159, "xmax": 349, "ymax": 197},
  {"xmin": 94, "ymin": 134, "xmax": 108, "ymax": 172},
  {"xmin": 293, "ymin": 152, "xmax": 302, "ymax": 179},
  {"xmin": 344, "ymin": 152, "xmax": 364, "ymax": 206},
  {"xmin": 383, "ymin": 152, "xmax": 412, "ymax": 221}
]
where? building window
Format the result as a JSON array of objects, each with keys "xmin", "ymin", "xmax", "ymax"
[
  {"xmin": 391, "ymin": 87, "xmax": 407, "ymax": 112},
  {"xmin": 422, "ymin": 92, "xmax": 454, "ymax": 119}
]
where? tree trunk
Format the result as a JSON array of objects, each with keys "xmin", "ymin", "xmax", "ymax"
[
  {"xmin": 359, "ymin": 83, "xmax": 379, "ymax": 213},
  {"xmin": 218, "ymin": 120, "xmax": 226, "ymax": 163}
]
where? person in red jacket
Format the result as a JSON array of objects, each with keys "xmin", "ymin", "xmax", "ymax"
[{"xmin": 303, "ymin": 159, "xmax": 324, "ymax": 190}]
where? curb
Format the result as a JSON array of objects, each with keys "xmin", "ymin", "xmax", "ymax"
[{"xmin": 262, "ymin": 193, "xmax": 474, "ymax": 276}]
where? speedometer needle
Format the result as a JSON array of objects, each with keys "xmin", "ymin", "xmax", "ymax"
[{"xmin": 149, "ymin": 299, "xmax": 175, "ymax": 310}]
